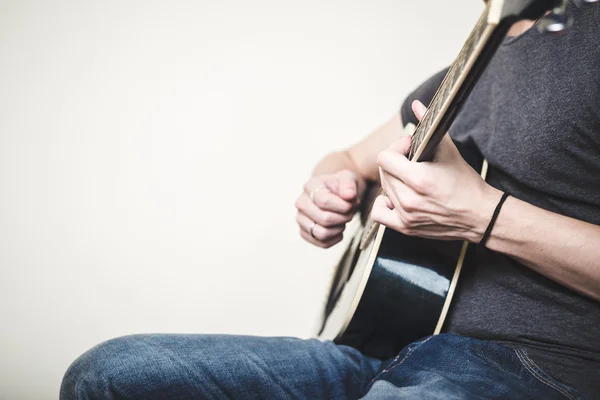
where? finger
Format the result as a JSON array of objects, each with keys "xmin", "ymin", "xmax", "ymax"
[
  {"xmin": 305, "ymin": 184, "xmax": 355, "ymax": 214},
  {"xmin": 296, "ymin": 211, "xmax": 345, "ymax": 241},
  {"xmin": 300, "ymin": 229, "xmax": 344, "ymax": 249},
  {"xmin": 303, "ymin": 178, "xmax": 328, "ymax": 199},
  {"xmin": 404, "ymin": 122, "xmax": 417, "ymax": 137},
  {"xmin": 381, "ymin": 194, "xmax": 394, "ymax": 210},
  {"xmin": 380, "ymin": 169, "xmax": 424, "ymax": 214},
  {"xmin": 379, "ymin": 167, "xmax": 393, "ymax": 199},
  {"xmin": 304, "ymin": 173, "xmax": 358, "ymax": 210},
  {"xmin": 377, "ymin": 149, "xmax": 421, "ymax": 187},
  {"xmin": 387, "ymin": 134, "xmax": 412, "ymax": 156},
  {"xmin": 371, "ymin": 195, "xmax": 405, "ymax": 231},
  {"xmin": 324, "ymin": 170, "xmax": 359, "ymax": 202},
  {"xmin": 412, "ymin": 100, "xmax": 428, "ymax": 122},
  {"xmin": 295, "ymin": 193, "xmax": 354, "ymax": 227}
]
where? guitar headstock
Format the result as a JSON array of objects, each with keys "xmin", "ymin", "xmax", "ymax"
[
  {"xmin": 537, "ymin": 0, "xmax": 599, "ymax": 32},
  {"xmin": 408, "ymin": 0, "xmax": 597, "ymax": 162},
  {"xmin": 488, "ymin": 0, "xmax": 598, "ymax": 32}
]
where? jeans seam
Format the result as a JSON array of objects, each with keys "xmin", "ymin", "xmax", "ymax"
[
  {"xmin": 514, "ymin": 349, "xmax": 577, "ymax": 400},
  {"xmin": 371, "ymin": 336, "xmax": 434, "ymax": 383}
]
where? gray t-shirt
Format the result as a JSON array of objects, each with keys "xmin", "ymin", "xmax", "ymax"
[{"xmin": 400, "ymin": 4, "xmax": 600, "ymax": 397}]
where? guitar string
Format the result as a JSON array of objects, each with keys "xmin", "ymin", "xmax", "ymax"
[{"xmin": 359, "ymin": 7, "xmax": 492, "ymax": 248}]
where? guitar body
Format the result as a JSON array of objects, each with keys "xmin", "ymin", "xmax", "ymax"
[
  {"xmin": 321, "ymin": 226, "xmax": 463, "ymax": 359},
  {"xmin": 317, "ymin": 0, "xmax": 566, "ymax": 360},
  {"xmin": 318, "ymin": 154, "xmax": 483, "ymax": 360}
]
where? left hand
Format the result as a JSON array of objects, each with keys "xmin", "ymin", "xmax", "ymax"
[{"xmin": 371, "ymin": 100, "xmax": 502, "ymax": 243}]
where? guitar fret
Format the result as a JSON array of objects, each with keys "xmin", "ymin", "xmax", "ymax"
[{"xmin": 362, "ymin": 7, "xmax": 492, "ymax": 249}]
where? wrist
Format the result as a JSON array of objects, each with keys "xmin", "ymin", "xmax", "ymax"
[
  {"xmin": 312, "ymin": 151, "xmax": 359, "ymax": 177},
  {"xmin": 469, "ymin": 183, "xmax": 504, "ymax": 243}
]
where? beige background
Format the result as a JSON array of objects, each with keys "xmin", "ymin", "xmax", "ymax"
[{"xmin": 0, "ymin": 1, "xmax": 482, "ymax": 398}]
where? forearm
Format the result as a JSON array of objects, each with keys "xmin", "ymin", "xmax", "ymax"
[
  {"xmin": 312, "ymin": 150, "xmax": 361, "ymax": 177},
  {"xmin": 480, "ymin": 188, "xmax": 600, "ymax": 301},
  {"xmin": 374, "ymin": 99, "xmax": 600, "ymax": 302},
  {"xmin": 313, "ymin": 113, "xmax": 405, "ymax": 181}
]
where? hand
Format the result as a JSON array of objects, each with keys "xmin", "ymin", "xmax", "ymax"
[
  {"xmin": 295, "ymin": 170, "xmax": 365, "ymax": 248},
  {"xmin": 371, "ymin": 100, "xmax": 502, "ymax": 243}
]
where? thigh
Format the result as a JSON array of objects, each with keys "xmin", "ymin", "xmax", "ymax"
[
  {"xmin": 361, "ymin": 334, "xmax": 586, "ymax": 400},
  {"xmin": 60, "ymin": 334, "xmax": 382, "ymax": 400}
]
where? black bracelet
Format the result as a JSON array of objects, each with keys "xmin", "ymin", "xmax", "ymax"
[{"xmin": 480, "ymin": 192, "xmax": 510, "ymax": 247}]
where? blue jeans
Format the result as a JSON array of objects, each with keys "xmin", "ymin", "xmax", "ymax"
[{"xmin": 60, "ymin": 333, "xmax": 585, "ymax": 399}]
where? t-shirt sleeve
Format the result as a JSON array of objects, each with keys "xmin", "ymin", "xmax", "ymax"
[{"xmin": 400, "ymin": 67, "xmax": 450, "ymax": 127}]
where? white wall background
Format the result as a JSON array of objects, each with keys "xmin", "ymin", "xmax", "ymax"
[{"xmin": 0, "ymin": 1, "xmax": 482, "ymax": 398}]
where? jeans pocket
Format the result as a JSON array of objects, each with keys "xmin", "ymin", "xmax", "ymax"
[{"xmin": 514, "ymin": 349, "xmax": 584, "ymax": 400}]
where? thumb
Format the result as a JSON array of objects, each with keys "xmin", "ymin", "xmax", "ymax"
[
  {"xmin": 325, "ymin": 172, "xmax": 358, "ymax": 201},
  {"xmin": 412, "ymin": 100, "xmax": 428, "ymax": 122}
]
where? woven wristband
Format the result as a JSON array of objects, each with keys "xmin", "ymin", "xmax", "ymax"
[{"xmin": 480, "ymin": 192, "xmax": 510, "ymax": 247}]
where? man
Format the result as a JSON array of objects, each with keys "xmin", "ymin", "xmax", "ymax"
[{"xmin": 60, "ymin": 2, "xmax": 600, "ymax": 399}]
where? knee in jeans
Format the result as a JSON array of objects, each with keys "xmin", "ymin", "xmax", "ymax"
[{"xmin": 59, "ymin": 334, "xmax": 147, "ymax": 400}]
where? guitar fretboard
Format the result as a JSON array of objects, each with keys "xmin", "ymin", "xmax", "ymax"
[
  {"xmin": 408, "ymin": 7, "xmax": 492, "ymax": 161},
  {"xmin": 360, "ymin": 5, "xmax": 497, "ymax": 250}
]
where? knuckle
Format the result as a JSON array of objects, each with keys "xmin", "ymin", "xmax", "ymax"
[
  {"xmin": 341, "ymin": 202, "xmax": 353, "ymax": 214},
  {"xmin": 303, "ymin": 181, "xmax": 312, "ymax": 193},
  {"xmin": 326, "ymin": 178, "xmax": 340, "ymax": 193},
  {"xmin": 339, "ymin": 169, "xmax": 356, "ymax": 180},
  {"xmin": 400, "ymin": 196, "xmax": 417, "ymax": 212},
  {"xmin": 412, "ymin": 173, "xmax": 433, "ymax": 193},
  {"xmin": 411, "ymin": 180, "xmax": 425, "ymax": 194},
  {"xmin": 376, "ymin": 150, "xmax": 388, "ymax": 166},
  {"xmin": 320, "ymin": 213, "xmax": 335, "ymax": 226},
  {"xmin": 316, "ymin": 195, "xmax": 329, "ymax": 209},
  {"xmin": 401, "ymin": 212, "xmax": 415, "ymax": 227},
  {"xmin": 313, "ymin": 227, "xmax": 327, "ymax": 241}
]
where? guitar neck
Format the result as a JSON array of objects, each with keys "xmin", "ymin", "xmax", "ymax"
[
  {"xmin": 359, "ymin": 4, "xmax": 517, "ymax": 248},
  {"xmin": 408, "ymin": 4, "xmax": 514, "ymax": 162}
]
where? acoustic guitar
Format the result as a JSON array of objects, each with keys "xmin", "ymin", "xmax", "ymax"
[{"xmin": 316, "ymin": 0, "xmax": 586, "ymax": 360}]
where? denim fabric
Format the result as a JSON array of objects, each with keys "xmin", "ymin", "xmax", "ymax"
[{"xmin": 60, "ymin": 333, "xmax": 587, "ymax": 399}]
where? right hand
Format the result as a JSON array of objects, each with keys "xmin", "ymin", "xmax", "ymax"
[{"xmin": 295, "ymin": 170, "xmax": 364, "ymax": 248}]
